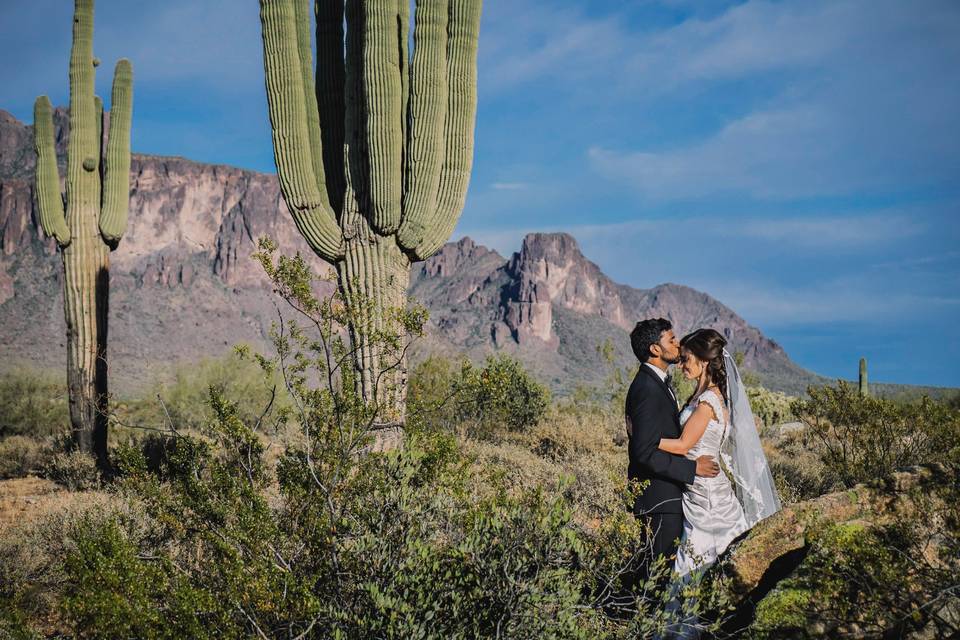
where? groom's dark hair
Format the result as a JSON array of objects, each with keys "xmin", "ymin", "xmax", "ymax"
[{"xmin": 631, "ymin": 318, "xmax": 672, "ymax": 363}]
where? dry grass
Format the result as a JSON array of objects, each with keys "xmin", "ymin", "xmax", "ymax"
[
  {"xmin": 460, "ymin": 405, "xmax": 629, "ymax": 528},
  {"xmin": 0, "ymin": 475, "xmax": 64, "ymax": 531}
]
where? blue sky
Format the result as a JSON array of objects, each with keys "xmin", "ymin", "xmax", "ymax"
[{"xmin": 2, "ymin": 0, "xmax": 959, "ymax": 387}]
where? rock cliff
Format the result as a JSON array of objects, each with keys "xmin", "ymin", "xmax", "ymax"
[{"xmin": 411, "ymin": 233, "xmax": 817, "ymax": 393}]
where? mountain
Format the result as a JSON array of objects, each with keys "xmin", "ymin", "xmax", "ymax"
[
  {"xmin": 1, "ymin": 108, "xmax": 821, "ymax": 396},
  {"xmin": 409, "ymin": 234, "xmax": 820, "ymax": 394}
]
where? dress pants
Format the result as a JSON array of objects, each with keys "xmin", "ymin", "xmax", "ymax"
[{"xmin": 646, "ymin": 512, "xmax": 683, "ymax": 565}]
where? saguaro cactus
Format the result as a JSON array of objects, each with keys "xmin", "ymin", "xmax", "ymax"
[
  {"xmin": 34, "ymin": 0, "xmax": 133, "ymax": 471},
  {"xmin": 859, "ymin": 357, "xmax": 869, "ymax": 397},
  {"xmin": 260, "ymin": 0, "xmax": 481, "ymax": 439}
]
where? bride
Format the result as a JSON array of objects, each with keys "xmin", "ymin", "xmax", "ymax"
[{"xmin": 658, "ymin": 328, "xmax": 781, "ymax": 577}]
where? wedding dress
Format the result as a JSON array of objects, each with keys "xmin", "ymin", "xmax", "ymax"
[
  {"xmin": 674, "ymin": 388, "xmax": 748, "ymax": 576},
  {"xmin": 665, "ymin": 354, "xmax": 781, "ymax": 639}
]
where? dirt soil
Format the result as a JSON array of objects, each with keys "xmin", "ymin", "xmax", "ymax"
[{"xmin": 0, "ymin": 475, "xmax": 64, "ymax": 531}]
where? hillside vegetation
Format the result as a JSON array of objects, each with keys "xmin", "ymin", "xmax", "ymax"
[{"xmin": 1, "ymin": 250, "xmax": 957, "ymax": 639}]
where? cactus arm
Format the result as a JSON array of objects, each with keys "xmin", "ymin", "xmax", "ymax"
[
  {"xmin": 94, "ymin": 95, "xmax": 103, "ymax": 174},
  {"xmin": 314, "ymin": 0, "xmax": 346, "ymax": 216},
  {"xmin": 68, "ymin": 0, "xmax": 98, "ymax": 181},
  {"xmin": 339, "ymin": 0, "xmax": 368, "ymax": 234},
  {"xmin": 411, "ymin": 0, "xmax": 482, "ymax": 261},
  {"xmin": 398, "ymin": 0, "xmax": 410, "ymax": 148},
  {"xmin": 362, "ymin": 0, "xmax": 404, "ymax": 234},
  {"xmin": 33, "ymin": 96, "xmax": 71, "ymax": 247},
  {"xmin": 99, "ymin": 59, "xmax": 133, "ymax": 247},
  {"xmin": 292, "ymin": 0, "xmax": 331, "ymax": 211},
  {"xmin": 396, "ymin": 0, "xmax": 449, "ymax": 252},
  {"xmin": 260, "ymin": 0, "xmax": 343, "ymax": 262}
]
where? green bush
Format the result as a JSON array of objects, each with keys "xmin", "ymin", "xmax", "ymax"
[
  {"xmin": 0, "ymin": 488, "xmax": 142, "ymax": 637},
  {"xmin": 409, "ymin": 354, "xmax": 549, "ymax": 437},
  {"xmin": 747, "ymin": 386, "xmax": 796, "ymax": 430},
  {"xmin": 0, "ymin": 436, "xmax": 52, "ymax": 479},
  {"xmin": 407, "ymin": 355, "xmax": 461, "ymax": 431},
  {"xmin": 791, "ymin": 382, "xmax": 960, "ymax": 487},
  {"xmin": 42, "ymin": 451, "xmax": 100, "ymax": 491},
  {"xmin": 456, "ymin": 355, "xmax": 550, "ymax": 434},
  {"xmin": 0, "ymin": 369, "xmax": 68, "ymax": 438},
  {"xmin": 112, "ymin": 353, "xmax": 290, "ymax": 437}
]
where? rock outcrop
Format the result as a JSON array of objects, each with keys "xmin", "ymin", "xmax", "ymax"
[{"xmin": 724, "ymin": 463, "xmax": 957, "ymax": 637}]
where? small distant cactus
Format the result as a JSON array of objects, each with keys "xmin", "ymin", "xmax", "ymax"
[
  {"xmin": 259, "ymin": 0, "xmax": 482, "ymax": 440},
  {"xmin": 859, "ymin": 357, "xmax": 869, "ymax": 397},
  {"xmin": 33, "ymin": 0, "xmax": 133, "ymax": 471}
]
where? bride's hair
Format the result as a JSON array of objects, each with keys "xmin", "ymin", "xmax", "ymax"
[{"xmin": 680, "ymin": 328, "xmax": 729, "ymax": 402}]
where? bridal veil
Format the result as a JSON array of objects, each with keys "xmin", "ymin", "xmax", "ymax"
[{"xmin": 720, "ymin": 349, "xmax": 782, "ymax": 526}]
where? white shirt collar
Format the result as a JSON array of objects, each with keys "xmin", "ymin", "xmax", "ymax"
[{"xmin": 643, "ymin": 361, "xmax": 669, "ymax": 383}]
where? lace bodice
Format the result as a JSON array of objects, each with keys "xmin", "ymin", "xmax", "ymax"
[{"xmin": 678, "ymin": 388, "xmax": 727, "ymax": 461}]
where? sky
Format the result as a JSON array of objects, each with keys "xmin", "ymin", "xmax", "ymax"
[{"xmin": 2, "ymin": 0, "xmax": 959, "ymax": 387}]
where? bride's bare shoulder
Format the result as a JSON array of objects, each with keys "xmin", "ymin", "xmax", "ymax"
[{"xmin": 697, "ymin": 387, "xmax": 725, "ymax": 421}]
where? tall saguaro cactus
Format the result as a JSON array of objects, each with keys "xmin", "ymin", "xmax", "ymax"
[
  {"xmin": 859, "ymin": 357, "xmax": 869, "ymax": 397},
  {"xmin": 260, "ymin": 0, "xmax": 481, "ymax": 438},
  {"xmin": 34, "ymin": 0, "xmax": 133, "ymax": 471}
]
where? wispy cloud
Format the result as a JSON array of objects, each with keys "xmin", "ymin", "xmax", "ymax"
[
  {"xmin": 457, "ymin": 206, "xmax": 943, "ymax": 328},
  {"xmin": 479, "ymin": 3, "xmax": 629, "ymax": 94},
  {"xmin": 491, "ymin": 182, "xmax": 529, "ymax": 191},
  {"xmin": 1, "ymin": 0, "xmax": 263, "ymax": 114},
  {"xmin": 458, "ymin": 210, "xmax": 928, "ymax": 256}
]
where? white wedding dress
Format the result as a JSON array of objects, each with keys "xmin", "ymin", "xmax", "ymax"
[{"xmin": 674, "ymin": 389, "xmax": 748, "ymax": 576}]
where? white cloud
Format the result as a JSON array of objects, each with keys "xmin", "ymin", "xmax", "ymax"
[
  {"xmin": 455, "ymin": 208, "xmax": 942, "ymax": 328},
  {"xmin": 702, "ymin": 277, "xmax": 960, "ymax": 327},
  {"xmin": 480, "ymin": 0, "xmax": 960, "ymax": 203},
  {"xmin": 479, "ymin": 2, "xmax": 630, "ymax": 93},
  {"xmin": 1, "ymin": 0, "xmax": 263, "ymax": 117},
  {"xmin": 539, "ymin": 211, "xmax": 925, "ymax": 250}
]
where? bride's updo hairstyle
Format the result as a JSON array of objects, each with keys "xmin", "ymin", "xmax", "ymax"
[{"xmin": 680, "ymin": 328, "xmax": 729, "ymax": 402}]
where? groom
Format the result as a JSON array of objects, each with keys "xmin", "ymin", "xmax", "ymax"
[{"xmin": 626, "ymin": 318, "xmax": 720, "ymax": 571}]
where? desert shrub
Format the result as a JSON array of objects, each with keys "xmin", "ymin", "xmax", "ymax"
[
  {"xmin": 42, "ymin": 451, "xmax": 100, "ymax": 491},
  {"xmin": 0, "ymin": 436, "xmax": 52, "ymax": 479},
  {"xmin": 0, "ymin": 490, "xmax": 143, "ymax": 637},
  {"xmin": 747, "ymin": 386, "xmax": 796, "ymax": 430},
  {"xmin": 409, "ymin": 354, "xmax": 549, "ymax": 437},
  {"xmin": 112, "ymin": 353, "xmax": 291, "ymax": 437},
  {"xmin": 751, "ymin": 482, "xmax": 960, "ymax": 639},
  {"xmin": 457, "ymin": 355, "xmax": 549, "ymax": 433},
  {"xmin": 764, "ymin": 430, "xmax": 840, "ymax": 504},
  {"xmin": 791, "ymin": 382, "xmax": 960, "ymax": 488},
  {"xmin": 0, "ymin": 369, "xmax": 68, "ymax": 438},
  {"xmin": 407, "ymin": 355, "xmax": 461, "ymax": 431}
]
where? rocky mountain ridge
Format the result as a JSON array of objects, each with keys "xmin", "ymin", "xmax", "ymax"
[
  {"xmin": 409, "ymin": 234, "xmax": 816, "ymax": 393},
  {"xmin": 1, "ymin": 108, "xmax": 818, "ymax": 395}
]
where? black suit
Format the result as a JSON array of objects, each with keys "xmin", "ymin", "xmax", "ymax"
[{"xmin": 626, "ymin": 364, "xmax": 696, "ymax": 564}]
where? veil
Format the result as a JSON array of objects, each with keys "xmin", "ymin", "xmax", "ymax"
[{"xmin": 720, "ymin": 349, "xmax": 782, "ymax": 526}]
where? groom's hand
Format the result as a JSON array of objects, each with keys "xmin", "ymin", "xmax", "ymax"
[{"xmin": 695, "ymin": 455, "xmax": 720, "ymax": 477}]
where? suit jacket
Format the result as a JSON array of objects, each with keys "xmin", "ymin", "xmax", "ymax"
[{"xmin": 626, "ymin": 365, "xmax": 696, "ymax": 515}]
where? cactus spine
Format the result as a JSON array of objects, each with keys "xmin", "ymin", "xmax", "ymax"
[
  {"xmin": 33, "ymin": 0, "xmax": 132, "ymax": 471},
  {"xmin": 259, "ymin": 0, "xmax": 481, "ymax": 438},
  {"xmin": 859, "ymin": 357, "xmax": 869, "ymax": 397}
]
